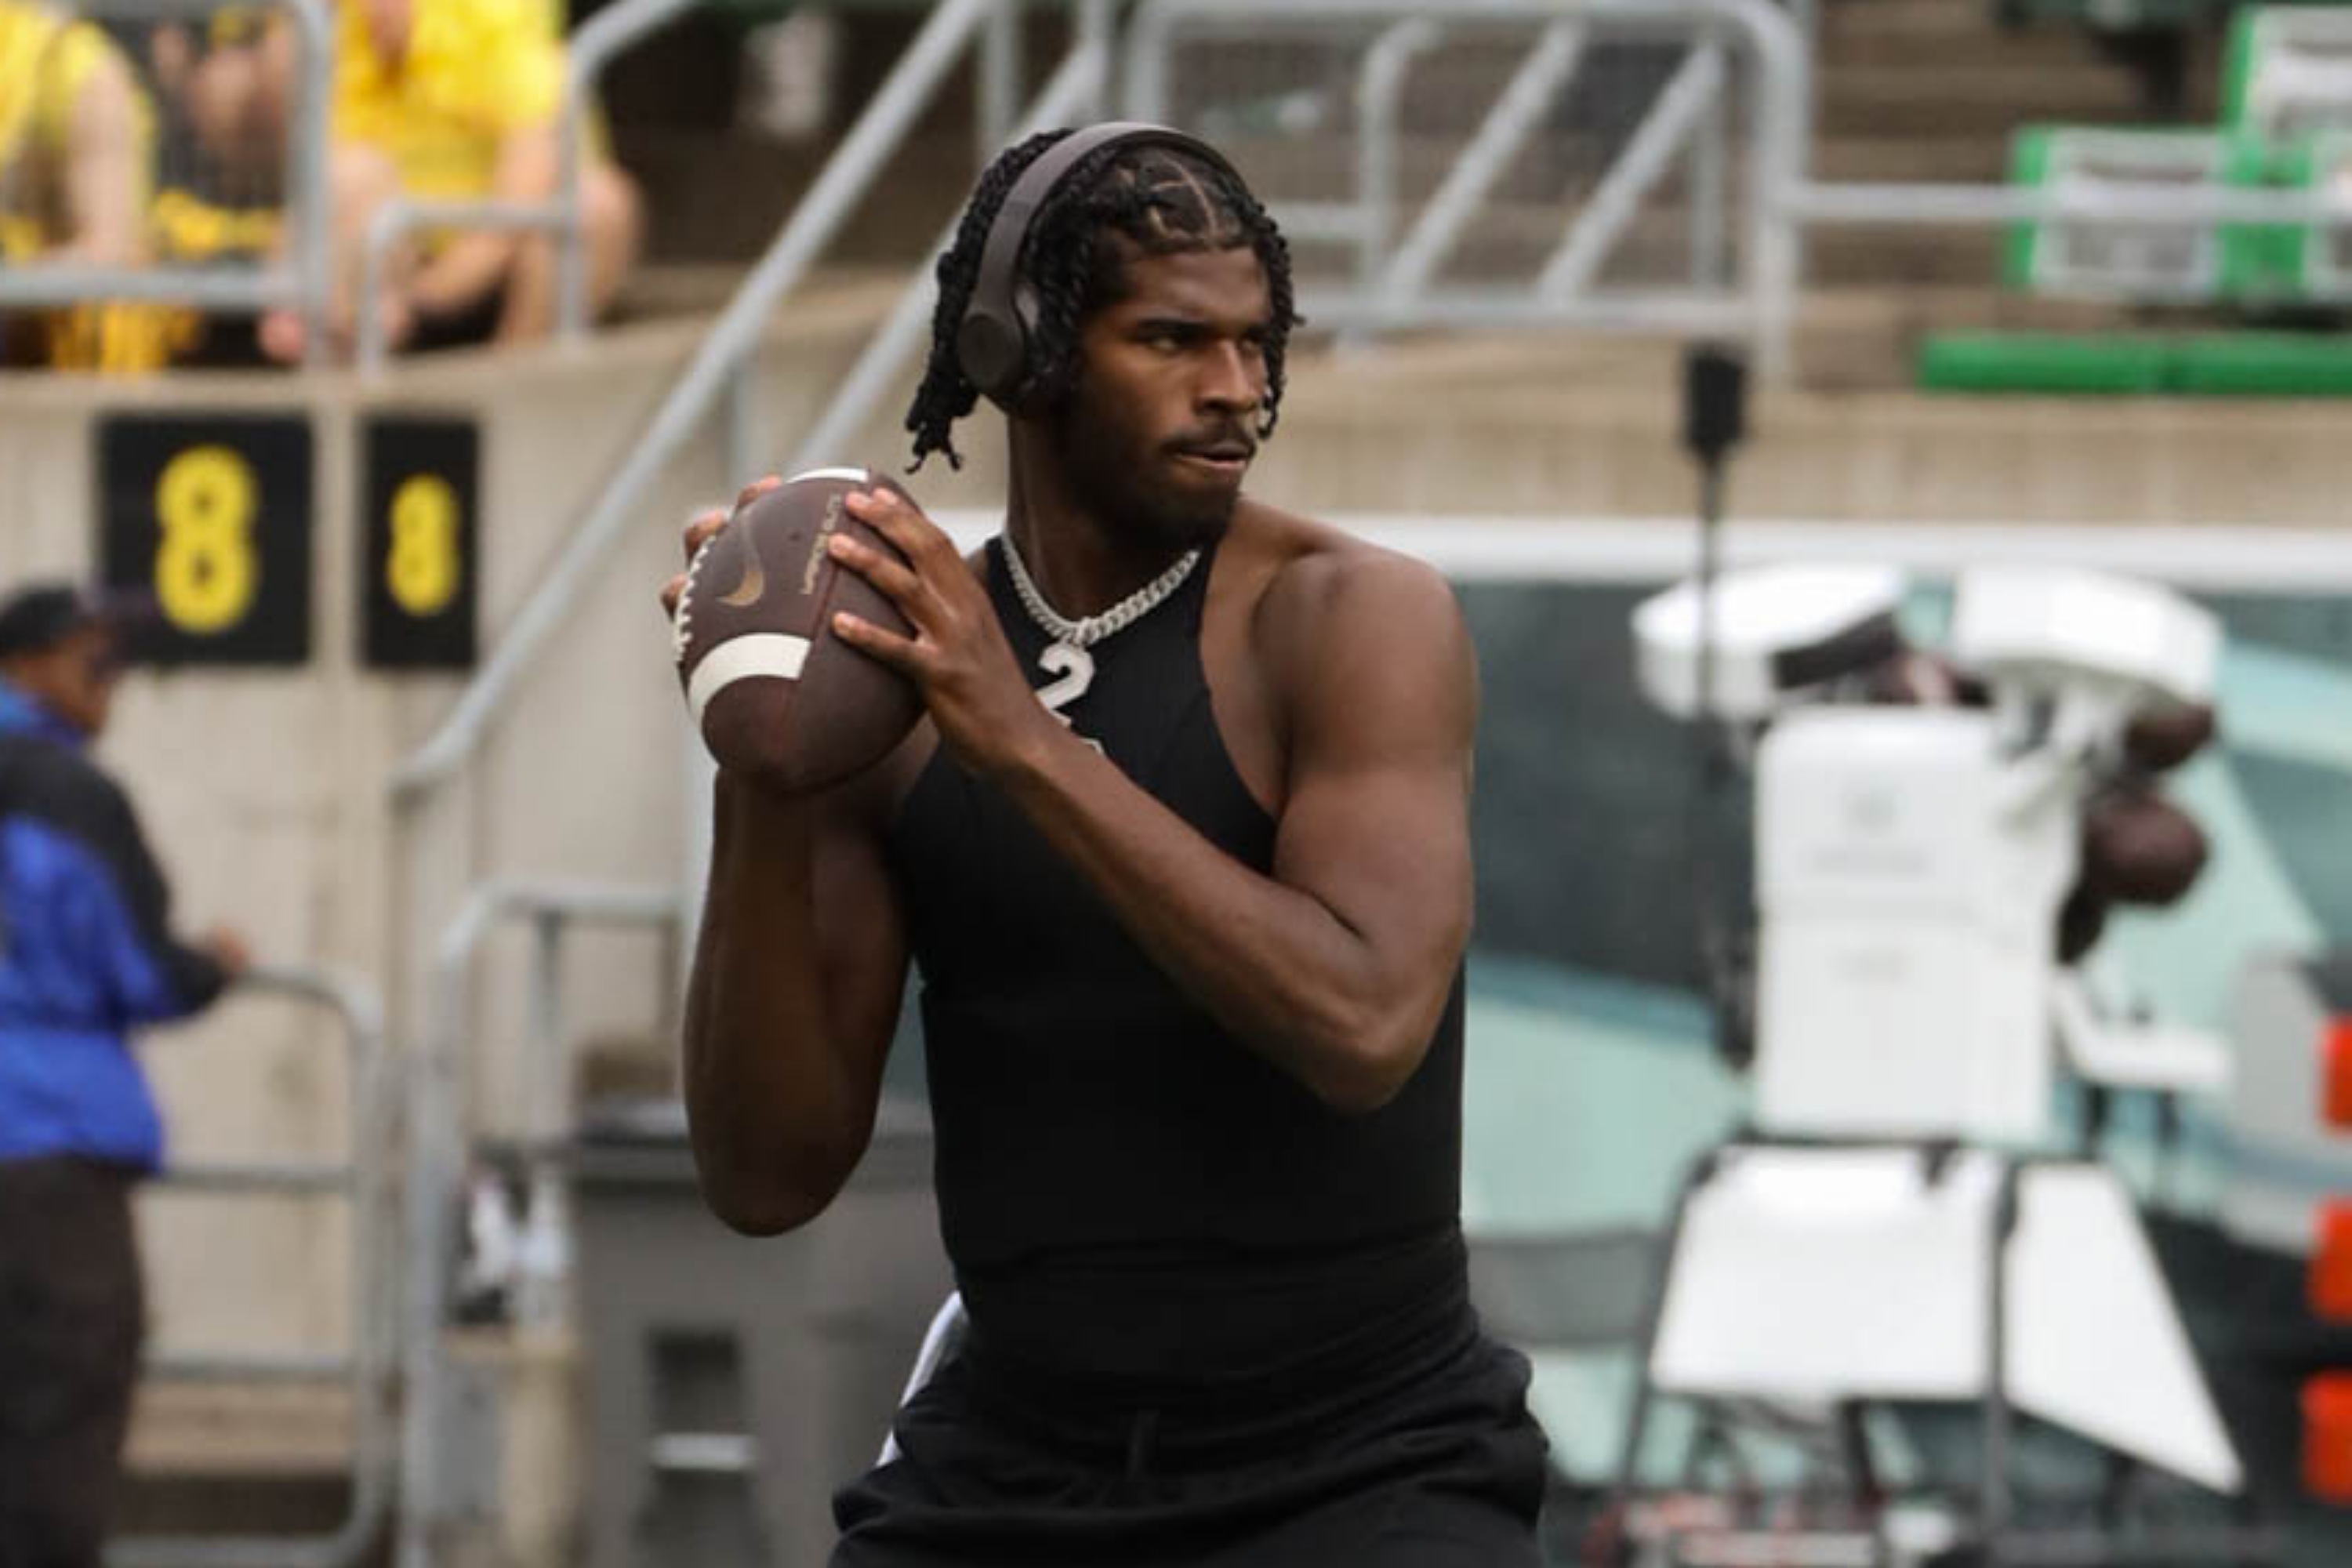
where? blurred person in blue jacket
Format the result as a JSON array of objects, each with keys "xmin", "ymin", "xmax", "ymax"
[{"xmin": 0, "ymin": 583, "xmax": 249, "ymax": 1568}]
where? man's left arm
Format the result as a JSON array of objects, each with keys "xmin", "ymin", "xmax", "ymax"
[{"xmin": 833, "ymin": 492, "xmax": 1475, "ymax": 1113}]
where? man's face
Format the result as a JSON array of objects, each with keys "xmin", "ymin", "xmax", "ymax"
[
  {"xmin": 1051, "ymin": 243, "xmax": 1272, "ymax": 554},
  {"xmin": 9, "ymin": 627, "xmax": 121, "ymax": 739}
]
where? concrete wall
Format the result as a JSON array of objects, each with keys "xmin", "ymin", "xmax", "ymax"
[{"xmin": 5, "ymin": 307, "xmax": 2348, "ymax": 1363}]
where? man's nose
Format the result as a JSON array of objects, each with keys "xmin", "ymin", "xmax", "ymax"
[{"xmin": 1196, "ymin": 342, "xmax": 1263, "ymax": 413}]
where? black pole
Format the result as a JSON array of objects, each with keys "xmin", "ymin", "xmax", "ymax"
[{"xmin": 1682, "ymin": 343, "xmax": 1749, "ymax": 1066}]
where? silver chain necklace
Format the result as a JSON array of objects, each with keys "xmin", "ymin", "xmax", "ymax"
[{"xmin": 1000, "ymin": 535, "xmax": 1200, "ymax": 719}]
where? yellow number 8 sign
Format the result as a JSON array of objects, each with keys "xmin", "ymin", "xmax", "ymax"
[
  {"xmin": 363, "ymin": 417, "xmax": 478, "ymax": 669},
  {"xmin": 153, "ymin": 445, "xmax": 261, "ymax": 633},
  {"xmin": 97, "ymin": 415, "xmax": 313, "ymax": 666},
  {"xmin": 387, "ymin": 474, "xmax": 462, "ymax": 617}
]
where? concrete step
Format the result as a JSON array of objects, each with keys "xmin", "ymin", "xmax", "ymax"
[
  {"xmin": 1816, "ymin": 61, "xmax": 2154, "ymax": 140},
  {"xmin": 127, "ymin": 1380, "xmax": 356, "ymax": 1476},
  {"xmin": 1811, "ymin": 136, "xmax": 2015, "ymax": 183},
  {"xmin": 1823, "ymin": 23, "xmax": 2116, "ymax": 69},
  {"xmin": 1290, "ymin": 199, "xmax": 2004, "ymax": 291},
  {"xmin": 1809, "ymin": 226, "xmax": 2006, "ymax": 289},
  {"xmin": 615, "ymin": 126, "xmax": 982, "ymax": 263},
  {"xmin": 114, "ymin": 1475, "xmax": 366, "ymax": 1552},
  {"xmin": 1788, "ymin": 284, "xmax": 2210, "ymax": 391},
  {"xmin": 115, "ymin": 1382, "xmax": 378, "ymax": 1564},
  {"xmin": 1820, "ymin": 0, "xmax": 2000, "ymax": 40}
]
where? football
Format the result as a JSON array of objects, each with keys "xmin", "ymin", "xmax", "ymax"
[{"xmin": 673, "ymin": 466, "xmax": 924, "ymax": 793}]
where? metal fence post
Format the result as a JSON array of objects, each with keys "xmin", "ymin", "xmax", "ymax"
[{"xmin": 107, "ymin": 964, "xmax": 394, "ymax": 1568}]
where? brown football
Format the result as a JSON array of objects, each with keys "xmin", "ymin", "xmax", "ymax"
[{"xmin": 673, "ymin": 466, "xmax": 923, "ymax": 793}]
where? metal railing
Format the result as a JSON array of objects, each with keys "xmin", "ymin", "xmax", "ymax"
[
  {"xmin": 1125, "ymin": 0, "xmax": 1808, "ymax": 357},
  {"xmin": 351, "ymin": 0, "xmax": 699, "ymax": 371},
  {"xmin": 386, "ymin": 0, "xmax": 1116, "ymax": 803},
  {"xmin": 397, "ymin": 880, "xmax": 681, "ymax": 1568},
  {"xmin": 109, "ymin": 963, "xmax": 394, "ymax": 1568},
  {"xmin": 0, "ymin": 0, "xmax": 331, "ymax": 363}
]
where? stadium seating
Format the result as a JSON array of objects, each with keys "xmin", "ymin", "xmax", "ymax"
[{"xmin": 1926, "ymin": 2, "xmax": 2352, "ymax": 394}]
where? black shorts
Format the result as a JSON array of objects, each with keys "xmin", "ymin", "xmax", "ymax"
[
  {"xmin": 0, "ymin": 1156, "xmax": 147, "ymax": 1568},
  {"xmin": 833, "ymin": 1326, "xmax": 1549, "ymax": 1568}
]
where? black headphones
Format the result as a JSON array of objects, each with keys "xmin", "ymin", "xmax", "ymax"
[{"xmin": 955, "ymin": 121, "xmax": 1240, "ymax": 409}]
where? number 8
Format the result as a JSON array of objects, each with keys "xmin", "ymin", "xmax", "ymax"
[
  {"xmin": 387, "ymin": 474, "xmax": 461, "ymax": 617},
  {"xmin": 154, "ymin": 445, "xmax": 260, "ymax": 634}
]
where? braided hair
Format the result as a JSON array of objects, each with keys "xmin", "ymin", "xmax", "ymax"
[{"xmin": 905, "ymin": 129, "xmax": 1300, "ymax": 471}]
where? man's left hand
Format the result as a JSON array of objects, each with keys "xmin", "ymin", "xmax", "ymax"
[{"xmin": 828, "ymin": 487, "xmax": 1062, "ymax": 779}]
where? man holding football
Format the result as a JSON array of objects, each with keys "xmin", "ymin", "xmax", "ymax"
[{"xmin": 660, "ymin": 123, "xmax": 1547, "ymax": 1566}]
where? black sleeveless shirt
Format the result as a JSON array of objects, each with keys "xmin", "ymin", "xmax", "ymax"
[{"xmin": 885, "ymin": 539, "xmax": 1472, "ymax": 1401}]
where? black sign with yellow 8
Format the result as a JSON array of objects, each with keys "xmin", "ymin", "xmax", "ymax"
[
  {"xmin": 361, "ymin": 416, "xmax": 477, "ymax": 670},
  {"xmin": 96, "ymin": 414, "xmax": 313, "ymax": 665}
]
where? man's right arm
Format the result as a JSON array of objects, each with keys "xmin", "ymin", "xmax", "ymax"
[{"xmin": 682, "ymin": 768, "xmax": 909, "ymax": 1236}]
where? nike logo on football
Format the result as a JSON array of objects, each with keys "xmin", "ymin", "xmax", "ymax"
[{"xmin": 718, "ymin": 528, "xmax": 768, "ymax": 608}]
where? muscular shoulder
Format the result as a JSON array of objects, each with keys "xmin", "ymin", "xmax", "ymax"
[
  {"xmin": 1228, "ymin": 503, "xmax": 1475, "ymax": 755},
  {"xmin": 1237, "ymin": 505, "xmax": 1461, "ymax": 659}
]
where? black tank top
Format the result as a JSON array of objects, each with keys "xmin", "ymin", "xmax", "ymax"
[{"xmin": 886, "ymin": 538, "xmax": 1471, "ymax": 1399}]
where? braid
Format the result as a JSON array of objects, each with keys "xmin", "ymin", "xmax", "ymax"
[{"xmin": 905, "ymin": 129, "xmax": 1301, "ymax": 472}]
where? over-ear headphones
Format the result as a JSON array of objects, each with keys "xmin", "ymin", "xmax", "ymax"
[{"xmin": 955, "ymin": 121, "xmax": 1240, "ymax": 409}]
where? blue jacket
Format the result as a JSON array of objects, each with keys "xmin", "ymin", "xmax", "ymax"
[{"xmin": 0, "ymin": 681, "xmax": 224, "ymax": 1170}]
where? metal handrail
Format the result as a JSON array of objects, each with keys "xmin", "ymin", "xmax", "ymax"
[
  {"xmin": 385, "ymin": 0, "xmax": 1058, "ymax": 803},
  {"xmin": 1784, "ymin": 182, "xmax": 2352, "ymax": 227},
  {"xmin": 778, "ymin": 38, "xmax": 1109, "ymax": 469},
  {"xmin": 1538, "ymin": 40, "xmax": 1727, "ymax": 302},
  {"xmin": 0, "ymin": 0, "xmax": 332, "ymax": 361},
  {"xmin": 352, "ymin": 0, "xmax": 703, "ymax": 371},
  {"xmin": 1356, "ymin": 18, "xmax": 1446, "ymax": 296},
  {"xmin": 109, "ymin": 962, "xmax": 394, "ymax": 1568},
  {"xmin": 398, "ymin": 880, "xmax": 680, "ymax": 1568},
  {"xmin": 1372, "ymin": 20, "xmax": 1588, "ymax": 311},
  {"xmin": 1124, "ymin": 0, "xmax": 1808, "ymax": 365},
  {"xmin": 354, "ymin": 201, "xmax": 571, "ymax": 371}
]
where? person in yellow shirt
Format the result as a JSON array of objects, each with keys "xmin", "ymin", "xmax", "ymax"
[
  {"xmin": 260, "ymin": 0, "xmax": 641, "ymax": 361},
  {"xmin": 0, "ymin": 2, "xmax": 191, "ymax": 370},
  {"xmin": 0, "ymin": 0, "xmax": 151, "ymax": 266}
]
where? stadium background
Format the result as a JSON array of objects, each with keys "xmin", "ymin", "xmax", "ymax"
[{"xmin": 7, "ymin": 0, "xmax": 2352, "ymax": 1563}]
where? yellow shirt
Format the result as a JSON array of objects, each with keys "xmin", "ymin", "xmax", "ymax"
[
  {"xmin": 333, "ymin": 0, "xmax": 565, "ymax": 201},
  {"xmin": 0, "ymin": 1, "xmax": 151, "ymax": 257}
]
